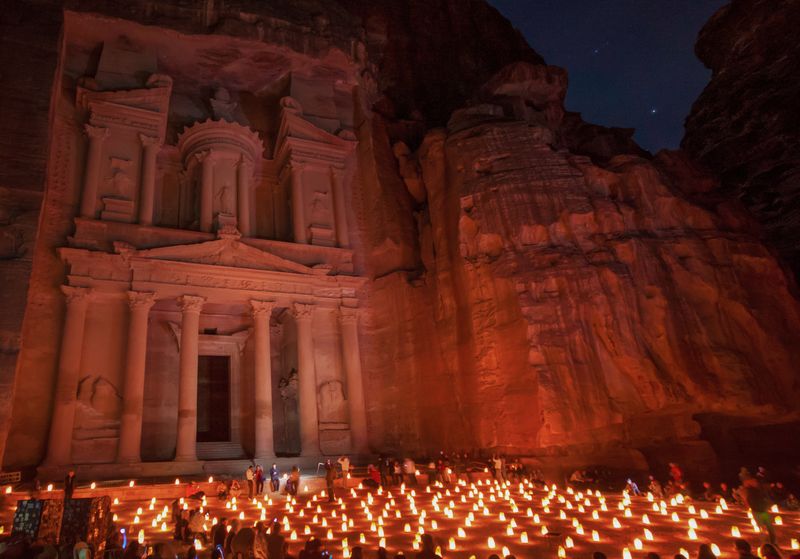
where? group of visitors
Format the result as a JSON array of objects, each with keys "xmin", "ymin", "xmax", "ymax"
[{"xmin": 243, "ymin": 463, "xmax": 284, "ymax": 498}]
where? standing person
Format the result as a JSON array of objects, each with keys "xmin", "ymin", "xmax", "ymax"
[
  {"xmin": 338, "ymin": 456, "xmax": 351, "ymax": 488},
  {"xmin": 325, "ymin": 460, "xmax": 336, "ymax": 502},
  {"xmin": 744, "ymin": 477, "xmax": 776, "ymax": 544},
  {"xmin": 255, "ymin": 464, "xmax": 265, "ymax": 495},
  {"xmin": 267, "ymin": 521, "xmax": 286, "ymax": 559},
  {"xmin": 269, "ymin": 463, "xmax": 280, "ymax": 492},
  {"xmin": 669, "ymin": 463, "xmax": 683, "ymax": 484},
  {"xmin": 246, "ymin": 464, "xmax": 255, "ymax": 499},
  {"xmin": 393, "ymin": 460, "xmax": 403, "ymax": 485},
  {"xmin": 289, "ymin": 465, "xmax": 300, "ymax": 497},
  {"xmin": 493, "ymin": 455, "xmax": 504, "ymax": 483},
  {"xmin": 379, "ymin": 457, "xmax": 390, "ymax": 487},
  {"xmin": 212, "ymin": 518, "xmax": 228, "ymax": 550},
  {"xmin": 403, "ymin": 457, "xmax": 417, "ymax": 485},
  {"xmin": 415, "ymin": 534, "xmax": 442, "ymax": 559},
  {"xmin": 64, "ymin": 470, "xmax": 76, "ymax": 501}
]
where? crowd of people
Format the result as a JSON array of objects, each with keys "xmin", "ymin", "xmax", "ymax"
[{"xmin": 2, "ymin": 457, "xmax": 799, "ymax": 559}]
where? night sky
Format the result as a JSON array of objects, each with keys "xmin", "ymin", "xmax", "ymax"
[{"xmin": 489, "ymin": 0, "xmax": 726, "ymax": 153}]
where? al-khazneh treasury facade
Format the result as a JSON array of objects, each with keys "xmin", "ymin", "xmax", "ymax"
[{"xmin": 1, "ymin": 11, "xmax": 373, "ymax": 477}]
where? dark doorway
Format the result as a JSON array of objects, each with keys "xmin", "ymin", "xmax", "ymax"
[{"xmin": 197, "ymin": 355, "xmax": 231, "ymax": 442}]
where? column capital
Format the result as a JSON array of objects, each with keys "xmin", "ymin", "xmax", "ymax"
[
  {"xmin": 127, "ymin": 291, "xmax": 157, "ymax": 311},
  {"xmin": 237, "ymin": 155, "xmax": 255, "ymax": 170},
  {"xmin": 61, "ymin": 285, "xmax": 92, "ymax": 306},
  {"xmin": 339, "ymin": 306, "xmax": 360, "ymax": 325},
  {"xmin": 194, "ymin": 149, "xmax": 217, "ymax": 165},
  {"xmin": 292, "ymin": 302, "xmax": 315, "ymax": 322},
  {"xmin": 250, "ymin": 299, "xmax": 276, "ymax": 318},
  {"xmin": 178, "ymin": 294, "xmax": 206, "ymax": 314},
  {"xmin": 139, "ymin": 133, "xmax": 160, "ymax": 148},
  {"xmin": 84, "ymin": 124, "xmax": 109, "ymax": 140}
]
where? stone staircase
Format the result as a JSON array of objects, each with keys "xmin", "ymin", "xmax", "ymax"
[{"xmin": 196, "ymin": 441, "xmax": 245, "ymax": 461}]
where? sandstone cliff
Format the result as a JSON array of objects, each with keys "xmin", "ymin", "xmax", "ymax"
[
  {"xmin": 683, "ymin": 0, "xmax": 800, "ymax": 282},
  {"xmin": 362, "ymin": 60, "xmax": 800, "ymax": 478}
]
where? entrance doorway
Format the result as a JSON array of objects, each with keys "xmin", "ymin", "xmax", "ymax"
[{"xmin": 197, "ymin": 355, "xmax": 231, "ymax": 442}]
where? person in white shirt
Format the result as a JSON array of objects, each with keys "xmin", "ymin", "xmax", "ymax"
[
  {"xmin": 337, "ymin": 456, "xmax": 351, "ymax": 487},
  {"xmin": 245, "ymin": 465, "xmax": 255, "ymax": 498}
]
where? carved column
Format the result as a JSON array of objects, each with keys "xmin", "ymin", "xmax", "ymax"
[
  {"xmin": 251, "ymin": 300, "xmax": 275, "ymax": 458},
  {"xmin": 175, "ymin": 295, "xmax": 205, "ymax": 461},
  {"xmin": 44, "ymin": 286, "xmax": 91, "ymax": 466},
  {"xmin": 331, "ymin": 169, "xmax": 350, "ymax": 248},
  {"xmin": 237, "ymin": 158, "xmax": 253, "ymax": 237},
  {"xmin": 339, "ymin": 307, "xmax": 369, "ymax": 454},
  {"xmin": 293, "ymin": 303, "xmax": 318, "ymax": 455},
  {"xmin": 117, "ymin": 291, "xmax": 156, "ymax": 463},
  {"xmin": 290, "ymin": 165, "xmax": 308, "ymax": 244},
  {"xmin": 79, "ymin": 125, "xmax": 109, "ymax": 218},
  {"xmin": 197, "ymin": 151, "xmax": 215, "ymax": 232},
  {"xmin": 138, "ymin": 135, "xmax": 160, "ymax": 226}
]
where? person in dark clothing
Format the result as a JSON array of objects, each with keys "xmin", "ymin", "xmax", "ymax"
[
  {"xmin": 270, "ymin": 464, "xmax": 280, "ymax": 492},
  {"xmin": 255, "ymin": 465, "xmax": 265, "ymax": 495},
  {"xmin": 64, "ymin": 471, "xmax": 76, "ymax": 501},
  {"xmin": 325, "ymin": 460, "xmax": 336, "ymax": 502},
  {"xmin": 212, "ymin": 518, "xmax": 228, "ymax": 550},
  {"xmin": 267, "ymin": 521, "xmax": 286, "ymax": 559},
  {"xmin": 379, "ymin": 457, "xmax": 390, "ymax": 487},
  {"xmin": 415, "ymin": 534, "xmax": 441, "ymax": 559},
  {"xmin": 734, "ymin": 539, "xmax": 759, "ymax": 559},
  {"xmin": 743, "ymin": 477, "xmax": 776, "ymax": 544}
]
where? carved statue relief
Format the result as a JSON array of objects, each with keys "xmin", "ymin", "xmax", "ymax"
[
  {"xmin": 278, "ymin": 369, "xmax": 299, "ymax": 402},
  {"xmin": 74, "ymin": 375, "xmax": 122, "ymax": 432},
  {"xmin": 318, "ymin": 379, "xmax": 347, "ymax": 423},
  {"xmin": 105, "ymin": 158, "xmax": 134, "ymax": 200},
  {"xmin": 210, "ymin": 87, "xmax": 240, "ymax": 122},
  {"xmin": 310, "ymin": 190, "xmax": 332, "ymax": 226},
  {"xmin": 216, "ymin": 182, "xmax": 234, "ymax": 215}
]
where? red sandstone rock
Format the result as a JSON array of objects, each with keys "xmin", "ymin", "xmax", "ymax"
[{"xmin": 683, "ymin": 0, "xmax": 800, "ymax": 281}]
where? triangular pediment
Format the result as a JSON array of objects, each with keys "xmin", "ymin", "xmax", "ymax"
[
  {"xmin": 133, "ymin": 238, "xmax": 313, "ymax": 274},
  {"xmin": 280, "ymin": 110, "xmax": 354, "ymax": 145}
]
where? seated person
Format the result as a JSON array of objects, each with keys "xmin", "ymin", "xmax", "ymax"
[
  {"xmin": 216, "ymin": 481, "xmax": 229, "ymax": 500},
  {"xmin": 229, "ymin": 479, "xmax": 242, "ymax": 499}
]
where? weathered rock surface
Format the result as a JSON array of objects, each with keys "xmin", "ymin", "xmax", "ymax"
[
  {"xmin": 362, "ymin": 64, "xmax": 800, "ymax": 476},
  {"xmin": 683, "ymin": 0, "xmax": 800, "ymax": 281}
]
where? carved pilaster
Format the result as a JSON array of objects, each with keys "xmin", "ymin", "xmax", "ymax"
[
  {"xmin": 237, "ymin": 157, "xmax": 254, "ymax": 237},
  {"xmin": 44, "ymin": 286, "xmax": 93, "ymax": 466},
  {"xmin": 194, "ymin": 150, "xmax": 216, "ymax": 232},
  {"xmin": 118, "ymin": 291, "xmax": 156, "ymax": 463},
  {"xmin": 293, "ymin": 301, "xmax": 318, "ymax": 455},
  {"xmin": 79, "ymin": 125, "xmax": 110, "ymax": 218},
  {"xmin": 138, "ymin": 135, "xmax": 160, "ymax": 225},
  {"xmin": 175, "ymin": 294, "xmax": 205, "ymax": 461},
  {"xmin": 251, "ymin": 299, "xmax": 275, "ymax": 458}
]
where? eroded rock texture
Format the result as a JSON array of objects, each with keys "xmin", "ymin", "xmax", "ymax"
[
  {"xmin": 683, "ymin": 0, "xmax": 800, "ymax": 281},
  {"xmin": 362, "ymin": 60, "xmax": 800, "ymax": 476}
]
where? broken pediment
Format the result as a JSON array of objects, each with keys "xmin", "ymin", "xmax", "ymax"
[{"xmin": 131, "ymin": 236, "xmax": 315, "ymax": 274}]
